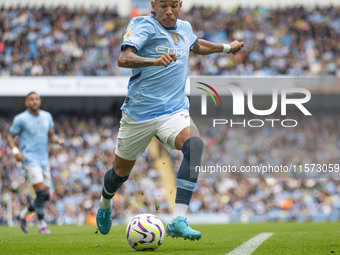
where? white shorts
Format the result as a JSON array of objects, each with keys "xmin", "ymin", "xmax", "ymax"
[
  {"xmin": 24, "ymin": 166, "xmax": 52, "ymax": 187},
  {"xmin": 116, "ymin": 109, "xmax": 195, "ymax": 161}
]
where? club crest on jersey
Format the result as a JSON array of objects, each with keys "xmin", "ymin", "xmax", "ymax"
[
  {"xmin": 36, "ymin": 120, "xmax": 40, "ymax": 125},
  {"xmin": 124, "ymin": 27, "xmax": 133, "ymax": 38},
  {"xmin": 183, "ymin": 35, "xmax": 189, "ymax": 44},
  {"xmin": 171, "ymin": 33, "xmax": 180, "ymax": 44}
]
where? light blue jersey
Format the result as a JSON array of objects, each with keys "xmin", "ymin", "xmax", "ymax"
[
  {"xmin": 9, "ymin": 110, "xmax": 54, "ymax": 168},
  {"xmin": 121, "ymin": 12, "xmax": 198, "ymax": 121}
]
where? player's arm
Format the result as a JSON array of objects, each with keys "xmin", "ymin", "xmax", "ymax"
[
  {"xmin": 118, "ymin": 46, "xmax": 177, "ymax": 68},
  {"xmin": 192, "ymin": 39, "xmax": 245, "ymax": 55},
  {"xmin": 48, "ymin": 128, "xmax": 64, "ymax": 146},
  {"xmin": 6, "ymin": 133, "xmax": 25, "ymax": 162}
]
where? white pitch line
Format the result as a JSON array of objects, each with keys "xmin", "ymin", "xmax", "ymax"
[{"xmin": 226, "ymin": 232, "xmax": 274, "ymax": 255}]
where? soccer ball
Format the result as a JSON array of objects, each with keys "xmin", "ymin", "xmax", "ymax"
[{"xmin": 126, "ymin": 213, "xmax": 165, "ymax": 251}]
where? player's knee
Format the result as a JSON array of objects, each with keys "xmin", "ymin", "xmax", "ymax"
[
  {"xmin": 105, "ymin": 167, "xmax": 129, "ymax": 184},
  {"xmin": 34, "ymin": 189, "xmax": 46, "ymax": 208},
  {"xmin": 182, "ymin": 137, "xmax": 204, "ymax": 158},
  {"xmin": 114, "ymin": 155, "xmax": 135, "ymax": 177},
  {"xmin": 114, "ymin": 168, "xmax": 132, "ymax": 178}
]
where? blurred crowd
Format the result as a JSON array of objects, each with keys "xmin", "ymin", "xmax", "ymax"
[
  {"xmin": 187, "ymin": 6, "xmax": 340, "ymax": 76},
  {"xmin": 0, "ymin": 5, "xmax": 339, "ymax": 77},
  {"xmin": 0, "ymin": 111, "xmax": 339, "ymax": 225},
  {"xmin": 171, "ymin": 112, "xmax": 340, "ymax": 221},
  {"xmin": 0, "ymin": 113, "xmax": 170, "ymax": 226}
]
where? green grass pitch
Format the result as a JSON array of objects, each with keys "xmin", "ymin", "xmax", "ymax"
[{"xmin": 0, "ymin": 222, "xmax": 339, "ymax": 254}]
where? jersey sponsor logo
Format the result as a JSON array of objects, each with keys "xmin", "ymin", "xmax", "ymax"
[
  {"xmin": 156, "ymin": 46, "xmax": 188, "ymax": 57},
  {"xmin": 124, "ymin": 27, "xmax": 133, "ymax": 38},
  {"xmin": 171, "ymin": 33, "xmax": 180, "ymax": 44}
]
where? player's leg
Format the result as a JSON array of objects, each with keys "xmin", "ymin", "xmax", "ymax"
[
  {"xmin": 32, "ymin": 181, "xmax": 50, "ymax": 234},
  {"xmin": 96, "ymin": 113, "xmax": 156, "ymax": 235},
  {"xmin": 19, "ymin": 197, "xmax": 35, "ymax": 234},
  {"xmin": 100, "ymin": 156, "xmax": 135, "ymax": 210},
  {"xmin": 173, "ymin": 126, "xmax": 202, "ymax": 215},
  {"xmin": 156, "ymin": 110, "xmax": 203, "ymax": 240},
  {"xmin": 96, "ymin": 155, "xmax": 135, "ymax": 235},
  {"xmin": 20, "ymin": 166, "xmax": 49, "ymax": 234},
  {"xmin": 38, "ymin": 167, "xmax": 52, "ymax": 234},
  {"xmin": 168, "ymin": 126, "xmax": 203, "ymax": 240}
]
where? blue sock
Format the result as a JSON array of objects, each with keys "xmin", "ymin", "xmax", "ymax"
[
  {"xmin": 34, "ymin": 190, "xmax": 46, "ymax": 220},
  {"xmin": 102, "ymin": 168, "xmax": 129, "ymax": 199},
  {"xmin": 175, "ymin": 137, "xmax": 204, "ymax": 205}
]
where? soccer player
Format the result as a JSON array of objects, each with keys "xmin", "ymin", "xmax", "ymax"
[
  {"xmin": 96, "ymin": 0, "xmax": 244, "ymax": 240},
  {"xmin": 7, "ymin": 92, "xmax": 64, "ymax": 234}
]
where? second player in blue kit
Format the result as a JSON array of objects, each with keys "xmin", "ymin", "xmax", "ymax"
[
  {"xmin": 97, "ymin": 0, "xmax": 245, "ymax": 240},
  {"xmin": 7, "ymin": 92, "xmax": 64, "ymax": 234}
]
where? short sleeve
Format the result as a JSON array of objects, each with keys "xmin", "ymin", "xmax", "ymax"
[
  {"xmin": 184, "ymin": 21, "xmax": 198, "ymax": 51},
  {"xmin": 121, "ymin": 18, "xmax": 152, "ymax": 52},
  {"xmin": 9, "ymin": 116, "xmax": 22, "ymax": 135}
]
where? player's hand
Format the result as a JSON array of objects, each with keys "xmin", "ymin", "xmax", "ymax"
[
  {"xmin": 154, "ymin": 53, "xmax": 177, "ymax": 67},
  {"xmin": 15, "ymin": 153, "xmax": 25, "ymax": 162},
  {"xmin": 229, "ymin": 40, "xmax": 245, "ymax": 55}
]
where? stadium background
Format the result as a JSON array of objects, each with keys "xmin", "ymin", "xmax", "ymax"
[{"xmin": 0, "ymin": 0, "xmax": 339, "ymax": 227}]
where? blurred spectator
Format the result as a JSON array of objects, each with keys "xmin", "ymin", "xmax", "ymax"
[{"xmin": 30, "ymin": 59, "xmax": 43, "ymax": 75}]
